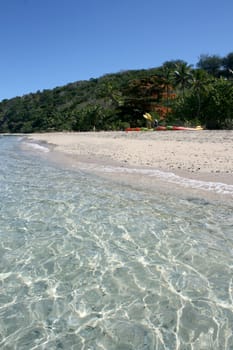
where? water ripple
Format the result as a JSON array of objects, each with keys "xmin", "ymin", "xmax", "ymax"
[{"xmin": 0, "ymin": 137, "xmax": 233, "ymax": 349}]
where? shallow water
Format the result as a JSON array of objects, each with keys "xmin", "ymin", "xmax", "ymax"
[{"xmin": 0, "ymin": 136, "xmax": 233, "ymax": 349}]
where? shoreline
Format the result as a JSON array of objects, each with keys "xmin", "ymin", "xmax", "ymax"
[
  {"xmin": 27, "ymin": 130, "xmax": 233, "ymax": 183},
  {"xmin": 23, "ymin": 131, "xmax": 233, "ymax": 202}
]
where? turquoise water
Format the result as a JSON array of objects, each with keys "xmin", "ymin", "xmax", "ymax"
[{"xmin": 0, "ymin": 136, "xmax": 233, "ymax": 350}]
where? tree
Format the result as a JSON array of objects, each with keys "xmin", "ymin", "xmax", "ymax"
[
  {"xmin": 190, "ymin": 69, "xmax": 212, "ymax": 118},
  {"xmin": 202, "ymin": 78, "xmax": 233, "ymax": 129},
  {"xmin": 173, "ymin": 62, "xmax": 193, "ymax": 97},
  {"xmin": 119, "ymin": 75, "xmax": 168, "ymax": 126},
  {"xmin": 196, "ymin": 54, "xmax": 222, "ymax": 77},
  {"xmin": 222, "ymin": 52, "xmax": 233, "ymax": 79},
  {"xmin": 158, "ymin": 65, "xmax": 175, "ymax": 113},
  {"xmin": 162, "ymin": 59, "xmax": 188, "ymax": 70}
]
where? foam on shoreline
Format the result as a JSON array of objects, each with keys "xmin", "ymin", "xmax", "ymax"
[
  {"xmin": 23, "ymin": 141, "xmax": 50, "ymax": 153},
  {"xmin": 99, "ymin": 165, "xmax": 233, "ymax": 196}
]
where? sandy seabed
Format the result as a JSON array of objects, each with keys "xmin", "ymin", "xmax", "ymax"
[{"xmin": 28, "ymin": 130, "xmax": 233, "ymax": 200}]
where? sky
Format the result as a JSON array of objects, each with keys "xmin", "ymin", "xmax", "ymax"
[{"xmin": 1, "ymin": 0, "xmax": 233, "ymax": 101}]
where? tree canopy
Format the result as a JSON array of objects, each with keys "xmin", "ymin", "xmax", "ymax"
[{"xmin": 0, "ymin": 52, "xmax": 233, "ymax": 132}]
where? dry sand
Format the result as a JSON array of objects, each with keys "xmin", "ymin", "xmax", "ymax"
[{"xmin": 29, "ymin": 130, "xmax": 233, "ymax": 185}]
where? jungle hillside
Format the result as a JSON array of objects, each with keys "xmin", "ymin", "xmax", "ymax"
[{"xmin": 0, "ymin": 53, "xmax": 233, "ymax": 133}]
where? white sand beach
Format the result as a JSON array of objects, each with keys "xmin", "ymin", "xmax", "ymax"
[{"xmin": 29, "ymin": 130, "xmax": 233, "ymax": 186}]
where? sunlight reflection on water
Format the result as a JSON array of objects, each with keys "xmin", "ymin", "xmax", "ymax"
[{"xmin": 0, "ymin": 136, "xmax": 233, "ymax": 349}]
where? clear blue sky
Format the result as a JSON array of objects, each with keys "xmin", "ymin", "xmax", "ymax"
[{"xmin": 1, "ymin": 0, "xmax": 232, "ymax": 101}]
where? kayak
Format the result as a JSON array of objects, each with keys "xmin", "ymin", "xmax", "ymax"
[
  {"xmin": 125, "ymin": 126, "xmax": 203, "ymax": 132},
  {"xmin": 154, "ymin": 125, "xmax": 203, "ymax": 131},
  {"xmin": 125, "ymin": 127, "xmax": 142, "ymax": 132}
]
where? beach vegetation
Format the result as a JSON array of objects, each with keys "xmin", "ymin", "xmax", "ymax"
[
  {"xmin": 0, "ymin": 52, "xmax": 233, "ymax": 132},
  {"xmin": 197, "ymin": 54, "xmax": 223, "ymax": 77}
]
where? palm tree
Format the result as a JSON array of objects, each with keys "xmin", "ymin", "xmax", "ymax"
[
  {"xmin": 173, "ymin": 62, "xmax": 193, "ymax": 97},
  {"xmin": 190, "ymin": 69, "xmax": 211, "ymax": 118},
  {"xmin": 158, "ymin": 66, "xmax": 174, "ymax": 113}
]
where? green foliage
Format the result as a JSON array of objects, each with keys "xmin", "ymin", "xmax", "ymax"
[
  {"xmin": 197, "ymin": 54, "xmax": 222, "ymax": 77},
  {"xmin": 171, "ymin": 77, "xmax": 233, "ymax": 129},
  {"xmin": 201, "ymin": 79, "xmax": 233, "ymax": 129},
  {"xmin": 222, "ymin": 52, "xmax": 233, "ymax": 79},
  {"xmin": 173, "ymin": 62, "xmax": 193, "ymax": 97},
  {"xmin": 0, "ymin": 52, "xmax": 233, "ymax": 132}
]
